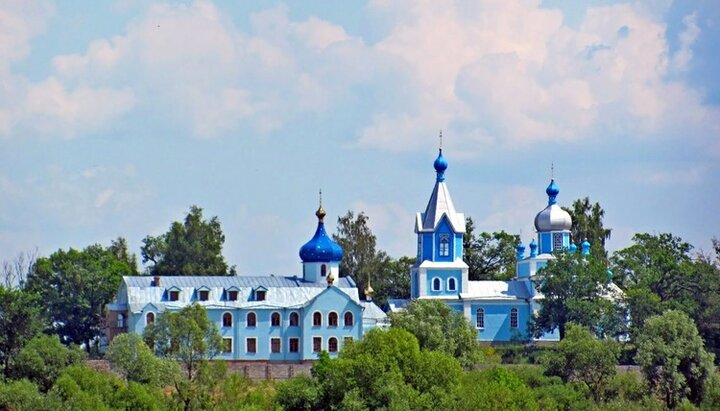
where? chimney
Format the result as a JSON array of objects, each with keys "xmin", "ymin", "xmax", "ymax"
[{"xmin": 154, "ymin": 276, "xmax": 160, "ymax": 287}]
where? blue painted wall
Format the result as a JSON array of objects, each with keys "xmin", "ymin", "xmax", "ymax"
[
  {"xmin": 471, "ymin": 303, "xmax": 531, "ymax": 342},
  {"xmin": 301, "ymin": 287, "xmax": 362, "ymax": 359},
  {"xmin": 426, "ymin": 269, "xmax": 462, "ymax": 297}
]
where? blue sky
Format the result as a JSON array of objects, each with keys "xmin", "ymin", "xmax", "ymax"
[{"xmin": 1, "ymin": 0, "xmax": 718, "ymax": 276}]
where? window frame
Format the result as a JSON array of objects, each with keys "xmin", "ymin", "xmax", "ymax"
[
  {"xmin": 312, "ymin": 336, "xmax": 322, "ymax": 353},
  {"xmin": 270, "ymin": 337, "xmax": 281, "ymax": 354},
  {"xmin": 222, "ymin": 337, "xmax": 233, "ymax": 353},
  {"xmin": 328, "ymin": 311, "xmax": 338, "ymax": 327},
  {"xmin": 476, "ymin": 308, "xmax": 484, "ymax": 329},
  {"xmin": 246, "ymin": 312, "xmax": 257, "ymax": 327},
  {"xmin": 510, "ymin": 308, "xmax": 519, "ymax": 329},
  {"xmin": 169, "ymin": 290, "xmax": 179, "ymax": 301},
  {"xmin": 431, "ymin": 277, "xmax": 442, "ymax": 291},
  {"xmin": 271, "ymin": 312, "xmax": 281, "ymax": 327},
  {"xmin": 117, "ymin": 313, "xmax": 126, "ymax": 328},
  {"xmin": 227, "ymin": 290, "xmax": 238, "ymax": 301},
  {"xmin": 289, "ymin": 312, "xmax": 299, "ymax": 327},
  {"xmin": 222, "ymin": 312, "xmax": 233, "ymax": 328},
  {"xmin": 439, "ymin": 234, "xmax": 450, "ymax": 257},
  {"xmin": 343, "ymin": 311, "xmax": 354, "ymax": 327},
  {"xmin": 145, "ymin": 312, "xmax": 155, "ymax": 325},
  {"xmin": 447, "ymin": 277, "xmax": 457, "ymax": 291},
  {"xmin": 328, "ymin": 337, "xmax": 338, "ymax": 353},
  {"xmin": 313, "ymin": 311, "xmax": 322, "ymax": 327},
  {"xmin": 246, "ymin": 337, "xmax": 257, "ymax": 354},
  {"xmin": 289, "ymin": 337, "xmax": 300, "ymax": 353}
]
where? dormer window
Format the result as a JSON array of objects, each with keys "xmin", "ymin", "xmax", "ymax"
[
  {"xmin": 198, "ymin": 290, "xmax": 209, "ymax": 301},
  {"xmin": 227, "ymin": 290, "xmax": 238, "ymax": 301},
  {"xmin": 439, "ymin": 234, "xmax": 450, "ymax": 257},
  {"xmin": 256, "ymin": 290, "xmax": 266, "ymax": 301},
  {"xmin": 168, "ymin": 290, "xmax": 179, "ymax": 301}
]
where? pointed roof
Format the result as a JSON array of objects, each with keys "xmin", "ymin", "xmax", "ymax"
[{"xmin": 415, "ymin": 148, "xmax": 465, "ymax": 233}]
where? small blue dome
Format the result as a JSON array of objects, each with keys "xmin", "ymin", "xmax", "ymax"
[
  {"xmin": 581, "ymin": 239, "xmax": 591, "ymax": 256},
  {"xmin": 546, "ymin": 179, "xmax": 559, "ymax": 205},
  {"xmin": 434, "ymin": 149, "xmax": 448, "ymax": 182},
  {"xmin": 516, "ymin": 242, "xmax": 526, "ymax": 259},
  {"xmin": 299, "ymin": 208, "xmax": 344, "ymax": 263},
  {"xmin": 569, "ymin": 243, "xmax": 578, "ymax": 253},
  {"xmin": 529, "ymin": 239, "xmax": 538, "ymax": 257}
]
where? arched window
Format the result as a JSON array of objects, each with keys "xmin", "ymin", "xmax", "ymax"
[
  {"xmin": 328, "ymin": 337, "xmax": 338, "ymax": 353},
  {"xmin": 476, "ymin": 308, "xmax": 484, "ymax": 329},
  {"xmin": 117, "ymin": 313, "xmax": 126, "ymax": 328},
  {"xmin": 344, "ymin": 312, "xmax": 353, "ymax": 327},
  {"xmin": 222, "ymin": 312, "xmax": 232, "ymax": 328},
  {"xmin": 313, "ymin": 311, "xmax": 322, "ymax": 327},
  {"xmin": 328, "ymin": 312, "xmax": 338, "ymax": 327},
  {"xmin": 271, "ymin": 312, "xmax": 281, "ymax": 327},
  {"xmin": 439, "ymin": 235, "xmax": 449, "ymax": 257},
  {"xmin": 289, "ymin": 312, "xmax": 299, "ymax": 326},
  {"xmin": 448, "ymin": 278, "xmax": 457, "ymax": 291},
  {"xmin": 321, "ymin": 264, "xmax": 327, "ymax": 276},
  {"xmin": 432, "ymin": 277, "xmax": 441, "ymax": 291},
  {"xmin": 246, "ymin": 312, "xmax": 256, "ymax": 327},
  {"xmin": 146, "ymin": 312, "xmax": 155, "ymax": 325},
  {"xmin": 510, "ymin": 308, "xmax": 518, "ymax": 329}
]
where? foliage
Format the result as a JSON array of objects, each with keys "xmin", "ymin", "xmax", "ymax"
[
  {"xmin": 275, "ymin": 374, "xmax": 320, "ymax": 411},
  {"xmin": 390, "ymin": 299, "xmax": 484, "ymax": 368},
  {"xmin": 456, "ymin": 367, "xmax": 539, "ymax": 411},
  {"xmin": 543, "ymin": 323, "xmax": 620, "ymax": 402},
  {"xmin": 463, "ymin": 217, "xmax": 520, "ymax": 280},
  {"xmin": 144, "ymin": 303, "xmax": 222, "ymax": 382},
  {"xmin": 108, "ymin": 237, "xmax": 139, "ymax": 275},
  {"xmin": 213, "ymin": 373, "xmax": 278, "ymax": 411},
  {"xmin": 534, "ymin": 252, "xmax": 622, "ymax": 339},
  {"xmin": 563, "ymin": 197, "xmax": 612, "ymax": 260},
  {"xmin": 635, "ymin": 310, "xmax": 715, "ymax": 409},
  {"xmin": 10, "ymin": 334, "xmax": 85, "ymax": 392},
  {"xmin": 0, "ymin": 379, "xmax": 53, "ymax": 411},
  {"xmin": 107, "ymin": 333, "xmax": 176, "ymax": 387},
  {"xmin": 0, "ymin": 286, "xmax": 43, "ymax": 375},
  {"xmin": 25, "ymin": 243, "xmax": 134, "ymax": 350},
  {"xmin": 141, "ymin": 205, "xmax": 236, "ymax": 276},
  {"xmin": 371, "ymin": 255, "xmax": 413, "ymax": 308},
  {"xmin": 332, "ymin": 210, "xmax": 384, "ymax": 298}
]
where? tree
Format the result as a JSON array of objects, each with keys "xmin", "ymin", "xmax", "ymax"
[
  {"xmin": 390, "ymin": 299, "xmax": 483, "ymax": 367},
  {"xmin": 534, "ymin": 252, "xmax": 620, "ymax": 340},
  {"xmin": 333, "ymin": 210, "xmax": 386, "ymax": 298},
  {"xmin": 635, "ymin": 310, "xmax": 715, "ymax": 409},
  {"xmin": 372, "ymin": 255, "xmax": 413, "ymax": 308},
  {"xmin": 108, "ymin": 237, "xmax": 139, "ymax": 275},
  {"xmin": 141, "ymin": 205, "xmax": 236, "ymax": 276},
  {"xmin": 463, "ymin": 217, "xmax": 520, "ymax": 280},
  {"xmin": 10, "ymin": 334, "xmax": 85, "ymax": 392},
  {"xmin": 1, "ymin": 248, "xmax": 38, "ymax": 289},
  {"xmin": 563, "ymin": 197, "xmax": 612, "ymax": 260},
  {"xmin": 144, "ymin": 304, "xmax": 222, "ymax": 382},
  {"xmin": 544, "ymin": 323, "xmax": 620, "ymax": 402},
  {"xmin": 106, "ymin": 333, "xmax": 175, "ymax": 386},
  {"xmin": 25, "ymin": 243, "xmax": 134, "ymax": 351},
  {"xmin": 0, "ymin": 287, "xmax": 43, "ymax": 375}
]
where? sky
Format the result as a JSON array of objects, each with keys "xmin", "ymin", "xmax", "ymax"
[{"xmin": 1, "ymin": 0, "xmax": 718, "ymax": 276}]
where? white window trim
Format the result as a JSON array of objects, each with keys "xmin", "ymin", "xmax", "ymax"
[
  {"xmin": 222, "ymin": 337, "xmax": 233, "ymax": 354},
  {"xmin": 439, "ymin": 234, "xmax": 450, "ymax": 257},
  {"xmin": 270, "ymin": 311, "xmax": 282, "ymax": 327},
  {"xmin": 312, "ymin": 311, "xmax": 323, "ymax": 327},
  {"xmin": 245, "ymin": 337, "xmax": 257, "ymax": 354},
  {"xmin": 312, "ymin": 336, "xmax": 323, "ymax": 353},
  {"xmin": 476, "ymin": 308, "xmax": 485, "ymax": 329},
  {"xmin": 343, "ymin": 311, "xmax": 354, "ymax": 327},
  {"xmin": 328, "ymin": 337, "xmax": 339, "ymax": 353},
  {"xmin": 447, "ymin": 277, "xmax": 457, "ymax": 291},
  {"xmin": 145, "ymin": 312, "xmax": 155, "ymax": 326},
  {"xmin": 221, "ymin": 311, "xmax": 233, "ymax": 328},
  {"xmin": 288, "ymin": 337, "xmax": 300, "ymax": 353},
  {"xmin": 246, "ymin": 311, "xmax": 257, "ymax": 328},
  {"xmin": 328, "ymin": 311, "xmax": 339, "ymax": 327},
  {"xmin": 289, "ymin": 311, "xmax": 300, "ymax": 327},
  {"xmin": 431, "ymin": 277, "xmax": 442, "ymax": 291},
  {"xmin": 270, "ymin": 337, "xmax": 282, "ymax": 354}
]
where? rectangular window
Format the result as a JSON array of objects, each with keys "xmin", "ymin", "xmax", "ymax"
[
  {"xmin": 169, "ymin": 290, "xmax": 179, "ymax": 301},
  {"xmin": 199, "ymin": 290, "xmax": 209, "ymax": 301},
  {"xmin": 246, "ymin": 338, "xmax": 257, "ymax": 353},
  {"xmin": 313, "ymin": 337, "xmax": 322, "ymax": 353},
  {"xmin": 271, "ymin": 338, "xmax": 281, "ymax": 353},
  {"xmin": 553, "ymin": 233, "xmax": 563, "ymax": 251},
  {"xmin": 510, "ymin": 309, "xmax": 519, "ymax": 329},
  {"xmin": 227, "ymin": 290, "xmax": 238, "ymax": 301},
  {"xmin": 256, "ymin": 290, "xmax": 266, "ymax": 301},
  {"xmin": 289, "ymin": 338, "xmax": 300, "ymax": 353},
  {"xmin": 439, "ymin": 234, "xmax": 450, "ymax": 257},
  {"xmin": 222, "ymin": 338, "xmax": 232, "ymax": 353}
]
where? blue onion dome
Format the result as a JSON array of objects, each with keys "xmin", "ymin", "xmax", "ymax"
[
  {"xmin": 569, "ymin": 243, "xmax": 578, "ymax": 253},
  {"xmin": 581, "ymin": 239, "xmax": 591, "ymax": 256},
  {"xmin": 516, "ymin": 241, "xmax": 526, "ymax": 259},
  {"xmin": 529, "ymin": 239, "xmax": 538, "ymax": 257},
  {"xmin": 299, "ymin": 205, "xmax": 344, "ymax": 263},
  {"xmin": 534, "ymin": 179, "xmax": 572, "ymax": 232},
  {"xmin": 434, "ymin": 149, "xmax": 448, "ymax": 182}
]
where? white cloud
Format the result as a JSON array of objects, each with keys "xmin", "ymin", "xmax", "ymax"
[
  {"xmin": 673, "ymin": 12, "xmax": 700, "ymax": 72},
  {"xmin": 350, "ymin": 200, "xmax": 416, "ymax": 258}
]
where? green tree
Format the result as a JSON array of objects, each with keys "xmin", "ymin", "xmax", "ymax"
[
  {"xmin": 635, "ymin": 310, "xmax": 715, "ymax": 409},
  {"xmin": 372, "ymin": 255, "xmax": 413, "ymax": 308},
  {"xmin": 106, "ymin": 333, "xmax": 176, "ymax": 387},
  {"xmin": 0, "ymin": 287, "xmax": 42, "ymax": 375},
  {"xmin": 144, "ymin": 303, "xmax": 222, "ymax": 381},
  {"xmin": 563, "ymin": 197, "xmax": 612, "ymax": 260},
  {"xmin": 534, "ymin": 252, "xmax": 620, "ymax": 340},
  {"xmin": 390, "ymin": 299, "xmax": 483, "ymax": 367},
  {"xmin": 463, "ymin": 217, "xmax": 520, "ymax": 280},
  {"xmin": 25, "ymin": 243, "xmax": 134, "ymax": 352},
  {"xmin": 543, "ymin": 323, "xmax": 620, "ymax": 402},
  {"xmin": 275, "ymin": 374, "xmax": 321, "ymax": 411},
  {"xmin": 333, "ymin": 211, "xmax": 385, "ymax": 298},
  {"xmin": 141, "ymin": 205, "xmax": 236, "ymax": 276},
  {"xmin": 10, "ymin": 334, "xmax": 85, "ymax": 392},
  {"xmin": 0, "ymin": 379, "xmax": 52, "ymax": 411},
  {"xmin": 108, "ymin": 237, "xmax": 139, "ymax": 275},
  {"xmin": 457, "ymin": 367, "xmax": 539, "ymax": 411}
]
